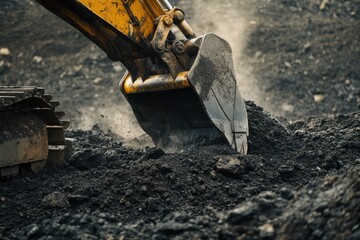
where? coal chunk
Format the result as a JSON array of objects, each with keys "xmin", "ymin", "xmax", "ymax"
[{"xmin": 215, "ymin": 155, "xmax": 245, "ymax": 178}]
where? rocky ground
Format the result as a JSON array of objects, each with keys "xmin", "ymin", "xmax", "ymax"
[
  {"xmin": 245, "ymin": 0, "xmax": 360, "ymax": 120},
  {"xmin": 0, "ymin": 0, "xmax": 359, "ymax": 239},
  {"xmin": 19, "ymin": 166, "xmax": 359, "ymax": 240}
]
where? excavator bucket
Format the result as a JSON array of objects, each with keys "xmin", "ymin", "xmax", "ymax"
[{"xmin": 121, "ymin": 33, "xmax": 248, "ymax": 154}]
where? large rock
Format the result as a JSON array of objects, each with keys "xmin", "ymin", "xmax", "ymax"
[{"xmin": 215, "ymin": 155, "xmax": 246, "ymax": 178}]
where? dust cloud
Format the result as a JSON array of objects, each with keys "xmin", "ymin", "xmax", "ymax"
[
  {"xmin": 177, "ymin": 0, "xmax": 264, "ymax": 105},
  {"xmin": 75, "ymin": 105, "xmax": 143, "ymax": 139},
  {"xmin": 71, "ymin": 98, "xmax": 153, "ymax": 148}
]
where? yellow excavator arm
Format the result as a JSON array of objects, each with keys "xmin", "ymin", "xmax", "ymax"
[
  {"xmin": 35, "ymin": 0, "xmax": 194, "ymax": 80},
  {"xmin": 34, "ymin": 0, "xmax": 249, "ymax": 154}
]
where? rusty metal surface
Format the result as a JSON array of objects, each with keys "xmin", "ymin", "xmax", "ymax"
[
  {"xmin": 0, "ymin": 86, "xmax": 68, "ymax": 177},
  {"xmin": 0, "ymin": 113, "xmax": 48, "ymax": 167},
  {"xmin": 122, "ymin": 71, "xmax": 190, "ymax": 94}
]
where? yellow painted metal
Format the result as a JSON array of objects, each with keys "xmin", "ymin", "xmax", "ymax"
[
  {"xmin": 60, "ymin": 6, "xmax": 95, "ymax": 36},
  {"xmin": 122, "ymin": 71, "xmax": 191, "ymax": 94},
  {"xmin": 78, "ymin": 0, "xmax": 165, "ymax": 43}
]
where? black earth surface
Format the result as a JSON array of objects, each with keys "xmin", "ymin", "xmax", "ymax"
[{"xmin": 0, "ymin": 0, "xmax": 359, "ymax": 239}]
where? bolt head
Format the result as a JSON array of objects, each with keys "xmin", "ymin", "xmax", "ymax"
[
  {"xmin": 163, "ymin": 16, "xmax": 173, "ymax": 26},
  {"xmin": 173, "ymin": 41, "xmax": 185, "ymax": 54},
  {"xmin": 155, "ymin": 42, "xmax": 165, "ymax": 52}
]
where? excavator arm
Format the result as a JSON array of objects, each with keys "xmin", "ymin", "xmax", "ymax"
[
  {"xmin": 0, "ymin": 0, "xmax": 248, "ymax": 176},
  {"xmin": 34, "ymin": 0, "xmax": 249, "ymax": 153},
  {"xmin": 35, "ymin": 0, "xmax": 192, "ymax": 80}
]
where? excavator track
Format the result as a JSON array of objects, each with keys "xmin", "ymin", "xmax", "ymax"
[{"xmin": 0, "ymin": 86, "xmax": 69, "ymax": 177}]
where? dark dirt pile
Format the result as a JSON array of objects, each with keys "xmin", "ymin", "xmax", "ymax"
[
  {"xmin": 19, "ymin": 167, "xmax": 360, "ymax": 240},
  {"xmin": 1, "ymin": 102, "xmax": 359, "ymax": 239}
]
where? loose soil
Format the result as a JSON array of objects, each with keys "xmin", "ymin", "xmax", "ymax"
[{"xmin": 0, "ymin": 0, "xmax": 359, "ymax": 239}]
